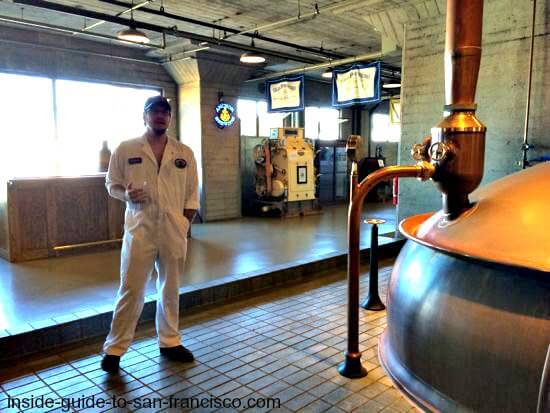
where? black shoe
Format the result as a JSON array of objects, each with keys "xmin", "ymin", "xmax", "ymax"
[
  {"xmin": 101, "ymin": 354, "xmax": 120, "ymax": 373},
  {"xmin": 160, "ymin": 345, "xmax": 194, "ymax": 362}
]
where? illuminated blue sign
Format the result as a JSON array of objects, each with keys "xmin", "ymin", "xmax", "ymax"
[{"xmin": 214, "ymin": 102, "xmax": 236, "ymax": 128}]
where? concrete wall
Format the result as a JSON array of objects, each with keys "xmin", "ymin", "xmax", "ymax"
[
  {"xmin": 398, "ymin": 0, "xmax": 550, "ymax": 223},
  {"xmin": 165, "ymin": 54, "xmax": 255, "ymax": 221},
  {"xmin": 199, "ymin": 82, "xmax": 241, "ymax": 221}
]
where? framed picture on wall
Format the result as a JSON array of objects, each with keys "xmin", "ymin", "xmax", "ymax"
[{"xmin": 297, "ymin": 165, "xmax": 307, "ymax": 184}]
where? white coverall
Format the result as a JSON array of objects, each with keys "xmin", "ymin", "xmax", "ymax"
[{"xmin": 103, "ymin": 135, "xmax": 199, "ymax": 356}]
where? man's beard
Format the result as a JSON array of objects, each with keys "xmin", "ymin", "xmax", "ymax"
[{"xmin": 152, "ymin": 127, "xmax": 167, "ymax": 136}]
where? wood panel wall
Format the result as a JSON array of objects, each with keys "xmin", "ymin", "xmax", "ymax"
[{"xmin": 4, "ymin": 175, "xmax": 124, "ymax": 262}]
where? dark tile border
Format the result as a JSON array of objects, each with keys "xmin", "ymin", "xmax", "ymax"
[{"xmin": 0, "ymin": 239, "xmax": 404, "ymax": 363}]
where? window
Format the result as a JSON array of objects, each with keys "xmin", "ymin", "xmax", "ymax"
[
  {"xmin": 305, "ymin": 106, "xmax": 340, "ymax": 140},
  {"xmin": 305, "ymin": 107, "xmax": 319, "ymax": 140},
  {"xmin": 257, "ymin": 101, "xmax": 289, "ymax": 137},
  {"xmin": 0, "ymin": 73, "xmax": 56, "ymax": 179},
  {"xmin": 237, "ymin": 99, "xmax": 291, "ymax": 137},
  {"xmin": 55, "ymin": 80, "xmax": 157, "ymax": 175},
  {"xmin": 237, "ymin": 99, "xmax": 257, "ymax": 136},
  {"xmin": 237, "ymin": 99, "xmax": 339, "ymax": 139},
  {"xmin": 0, "ymin": 72, "xmax": 159, "ymax": 179},
  {"xmin": 371, "ymin": 113, "xmax": 400, "ymax": 142},
  {"xmin": 318, "ymin": 108, "xmax": 340, "ymax": 140}
]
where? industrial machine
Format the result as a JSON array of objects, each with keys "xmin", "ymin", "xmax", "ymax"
[
  {"xmin": 252, "ymin": 127, "xmax": 318, "ymax": 216},
  {"xmin": 340, "ymin": 0, "xmax": 550, "ymax": 412}
]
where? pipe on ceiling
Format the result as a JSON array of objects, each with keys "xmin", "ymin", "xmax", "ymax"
[
  {"xmin": 0, "ymin": 14, "xmax": 165, "ymax": 49},
  {"xmin": 224, "ymin": 0, "xmax": 378, "ymax": 39},
  {"xmin": 244, "ymin": 51, "xmax": 386, "ymax": 82},
  {"xmin": 221, "ymin": 4, "xmax": 320, "ymax": 40},
  {"xmin": 96, "ymin": 0, "xmax": 345, "ymax": 60},
  {"xmin": 82, "ymin": 0, "xmax": 152, "ymax": 32},
  {"xmin": 12, "ymin": 0, "xmax": 323, "ymax": 64},
  {"xmin": 0, "ymin": 37, "xmax": 161, "ymax": 65}
]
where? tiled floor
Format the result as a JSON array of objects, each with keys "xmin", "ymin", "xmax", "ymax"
[
  {"xmin": 0, "ymin": 261, "xmax": 417, "ymax": 413},
  {"xmin": 0, "ymin": 203, "xmax": 396, "ymax": 330}
]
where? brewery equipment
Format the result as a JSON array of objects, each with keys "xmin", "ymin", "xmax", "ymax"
[
  {"xmin": 252, "ymin": 127, "xmax": 318, "ymax": 216},
  {"xmin": 341, "ymin": 0, "xmax": 550, "ymax": 411}
]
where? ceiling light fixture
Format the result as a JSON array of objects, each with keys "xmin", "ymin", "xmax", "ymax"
[
  {"xmin": 117, "ymin": 0, "xmax": 150, "ymax": 44},
  {"xmin": 382, "ymin": 83, "xmax": 401, "ymax": 89},
  {"xmin": 240, "ymin": 36, "xmax": 265, "ymax": 64},
  {"xmin": 117, "ymin": 26, "xmax": 150, "ymax": 43},
  {"xmin": 240, "ymin": 52, "xmax": 266, "ymax": 64}
]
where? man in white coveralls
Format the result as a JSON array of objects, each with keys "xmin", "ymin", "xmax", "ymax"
[{"xmin": 101, "ymin": 95, "xmax": 199, "ymax": 373}]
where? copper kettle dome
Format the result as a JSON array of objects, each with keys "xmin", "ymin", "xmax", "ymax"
[{"xmin": 401, "ymin": 163, "xmax": 550, "ymax": 272}]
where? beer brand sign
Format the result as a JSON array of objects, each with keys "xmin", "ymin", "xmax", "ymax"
[
  {"xmin": 332, "ymin": 62, "xmax": 381, "ymax": 107},
  {"xmin": 214, "ymin": 102, "xmax": 236, "ymax": 128},
  {"xmin": 266, "ymin": 75, "xmax": 305, "ymax": 112}
]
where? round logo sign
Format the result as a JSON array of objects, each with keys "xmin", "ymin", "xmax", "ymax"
[{"xmin": 214, "ymin": 102, "xmax": 236, "ymax": 129}]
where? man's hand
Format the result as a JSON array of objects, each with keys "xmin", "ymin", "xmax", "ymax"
[
  {"xmin": 125, "ymin": 183, "xmax": 149, "ymax": 204},
  {"xmin": 184, "ymin": 209, "xmax": 196, "ymax": 223}
]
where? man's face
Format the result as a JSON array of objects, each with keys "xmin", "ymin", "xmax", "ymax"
[{"xmin": 144, "ymin": 106, "xmax": 171, "ymax": 134}]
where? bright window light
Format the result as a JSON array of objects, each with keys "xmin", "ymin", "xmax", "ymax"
[
  {"xmin": 0, "ymin": 72, "xmax": 160, "ymax": 178},
  {"xmin": 55, "ymin": 80, "xmax": 158, "ymax": 175},
  {"xmin": 237, "ymin": 99, "xmax": 257, "ymax": 136},
  {"xmin": 305, "ymin": 107, "xmax": 320, "ymax": 139},
  {"xmin": 318, "ymin": 108, "xmax": 340, "ymax": 140},
  {"xmin": 257, "ymin": 101, "xmax": 289, "ymax": 137},
  {"xmin": 371, "ymin": 113, "xmax": 401, "ymax": 142},
  {"xmin": 0, "ymin": 73, "xmax": 56, "ymax": 180},
  {"xmin": 305, "ymin": 106, "xmax": 340, "ymax": 140}
]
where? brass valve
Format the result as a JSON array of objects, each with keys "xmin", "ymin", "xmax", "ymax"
[
  {"xmin": 411, "ymin": 136, "xmax": 432, "ymax": 162},
  {"xmin": 430, "ymin": 142, "xmax": 451, "ymax": 162}
]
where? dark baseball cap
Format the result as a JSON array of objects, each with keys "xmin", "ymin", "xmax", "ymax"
[{"xmin": 144, "ymin": 96, "xmax": 172, "ymax": 112}]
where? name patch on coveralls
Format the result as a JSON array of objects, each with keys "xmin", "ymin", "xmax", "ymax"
[
  {"xmin": 128, "ymin": 157, "xmax": 142, "ymax": 165},
  {"xmin": 175, "ymin": 158, "xmax": 187, "ymax": 169}
]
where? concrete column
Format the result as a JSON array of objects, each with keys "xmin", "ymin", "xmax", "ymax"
[{"xmin": 165, "ymin": 54, "xmax": 254, "ymax": 221}]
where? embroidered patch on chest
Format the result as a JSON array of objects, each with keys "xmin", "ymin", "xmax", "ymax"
[
  {"xmin": 175, "ymin": 158, "xmax": 187, "ymax": 169},
  {"xmin": 128, "ymin": 157, "xmax": 142, "ymax": 165}
]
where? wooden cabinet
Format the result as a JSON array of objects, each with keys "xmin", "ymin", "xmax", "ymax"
[{"xmin": 0, "ymin": 175, "xmax": 124, "ymax": 262}]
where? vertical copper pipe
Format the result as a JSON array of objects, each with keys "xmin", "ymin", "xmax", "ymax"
[
  {"xmin": 445, "ymin": 0, "xmax": 484, "ymax": 108},
  {"xmin": 339, "ymin": 164, "xmax": 434, "ymax": 378},
  {"xmin": 522, "ymin": 0, "xmax": 537, "ymax": 169},
  {"xmin": 431, "ymin": 0, "xmax": 487, "ymax": 220},
  {"xmin": 343, "ymin": 161, "xmax": 362, "ymax": 377}
]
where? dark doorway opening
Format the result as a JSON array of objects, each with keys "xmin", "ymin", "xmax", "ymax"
[{"xmin": 317, "ymin": 140, "xmax": 349, "ymax": 205}]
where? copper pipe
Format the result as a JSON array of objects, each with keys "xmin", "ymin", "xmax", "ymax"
[
  {"xmin": 522, "ymin": 0, "xmax": 537, "ymax": 169},
  {"xmin": 339, "ymin": 163, "xmax": 434, "ymax": 378},
  {"xmin": 445, "ymin": 0, "xmax": 484, "ymax": 109},
  {"xmin": 431, "ymin": 0, "xmax": 486, "ymax": 220}
]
